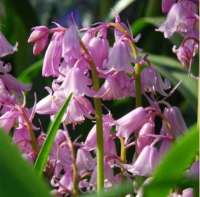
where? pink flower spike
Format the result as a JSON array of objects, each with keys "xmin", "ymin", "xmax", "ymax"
[
  {"xmin": 42, "ymin": 31, "xmax": 64, "ymax": 77},
  {"xmin": 0, "ymin": 32, "xmax": 17, "ymax": 57},
  {"xmin": 116, "ymin": 107, "xmax": 149, "ymax": 143}
]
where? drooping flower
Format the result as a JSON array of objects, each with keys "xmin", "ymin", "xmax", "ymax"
[
  {"xmin": 124, "ymin": 145, "xmax": 158, "ymax": 176},
  {"xmin": 157, "ymin": 0, "xmax": 198, "ymax": 38},
  {"xmin": 62, "ymin": 22, "xmax": 81, "ymax": 64},
  {"xmin": 106, "ymin": 36, "xmax": 134, "ymax": 73},
  {"xmin": 95, "ymin": 71, "xmax": 134, "ymax": 100},
  {"xmin": 87, "ymin": 28, "xmax": 109, "ymax": 69},
  {"xmin": 0, "ymin": 32, "xmax": 17, "ymax": 57},
  {"xmin": 140, "ymin": 66, "xmax": 171, "ymax": 96},
  {"xmin": 173, "ymin": 37, "xmax": 198, "ymax": 66},
  {"xmin": 42, "ymin": 31, "xmax": 64, "ymax": 77},
  {"xmin": 28, "ymin": 26, "xmax": 49, "ymax": 55},
  {"xmin": 116, "ymin": 107, "xmax": 149, "ymax": 143},
  {"xmin": 162, "ymin": 106, "xmax": 187, "ymax": 137},
  {"xmin": 136, "ymin": 120, "xmax": 155, "ymax": 153},
  {"xmin": 162, "ymin": 0, "xmax": 177, "ymax": 13},
  {"xmin": 84, "ymin": 114, "xmax": 116, "ymax": 156}
]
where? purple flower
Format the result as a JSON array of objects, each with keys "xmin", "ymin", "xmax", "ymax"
[
  {"xmin": 116, "ymin": 107, "xmax": 149, "ymax": 143},
  {"xmin": 162, "ymin": 106, "xmax": 187, "ymax": 137},
  {"xmin": 13, "ymin": 126, "xmax": 36, "ymax": 161},
  {"xmin": 140, "ymin": 66, "xmax": 171, "ymax": 96},
  {"xmin": 136, "ymin": 121, "xmax": 155, "ymax": 153},
  {"xmin": 106, "ymin": 36, "xmax": 134, "ymax": 73},
  {"xmin": 0, "ymin": 32, "xmax": 17, "ymax": 57},
  {"xmin": 173, "ymin": 37, "xmax": 198, "ymax": 66},
  {"xmin": 84, "ymin": 114, "xmax": 116, "ymax": 156},
  {"xmin": 0, "ymin": 73, "xmax": 31, "ymax": 94},
  {"xmin": 157, "ymin": 0, "xmax": 198, "ymax": 38},
  {"xmin": 28, "ymin": 26, "xmax": 49, "ymax": 55},
  {"xmin": 0, "ymin": 109, "xmax": 18, "ymax": 132},
  {"xmin": 76, "ymin": 148, "xmax": 95, "ymax": 176},
  {"xmin": 162, "ymin": 0, "xmax": 176, "ymax": 13},
  {"xmin": 62, "ymin": 23, "xmax": 81, "ymax": 63},
  {"xmin": 57, "ymin": 59, "xmax": 94, "ymax": 97},
  {"xmin": 95, "ymin": 71, "xmax": 134, "ymax": 100},
  {"xmin": 87, "ymin": 28, "xmax": 109, "ymax": 69},
  {"xmin": 42, "ymin": 31, "xmax": 64, "ymax": 77},
  {"xmin": 124, "ymin": 145, "xmax": 158, "ymax": 176}
]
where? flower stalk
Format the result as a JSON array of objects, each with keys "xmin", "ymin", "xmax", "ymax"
[
  {"xmin": 198, "ymin": 65, "xmax": 200, "ymax": 129},
  {"xmin": 16, "ymin": 106, "xmax": 38, "ymax": 153},
  {"xmin": 135, "ymin": 63, "xmax": 142, "ymax": 107},
  {"xmin": 80, "ymin": 41, "xmax": 104, "ymax": 192}
]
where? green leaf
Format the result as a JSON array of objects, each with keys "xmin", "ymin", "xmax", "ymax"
[
  {"xmin": 82, "ymin": 181, "xmax": 133, "ymax": 197},
  {"xmin": 34, "ymin": 93, "xmax": 73, "ymax": 176},
  {"xmin": 107, "ymin": 0, "xmax": 136, "ymax": 20},
  {"xmin": 18, "ymin": 59, "xmax": 43, "ymax": 83},
  {"xmin": 144, "ymin": 125, "xmax": 199, "ymax": 197},
  {"xmin": 147, "ymin": 54, "xmax": 198, "ymax": 111},
  {"xmin": 0, "ymin": 129, "xmax": 51, "ymax": 197},
  {"xmin": 132, "ymin": 17, "xmax": 164, "ymax": 35}
]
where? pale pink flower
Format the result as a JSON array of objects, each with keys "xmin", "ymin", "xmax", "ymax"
[
  {"xmin": 28, "ymin": 26, "xmax": 49, "ymax": 55},
  {"xmin": 125, "ymin": 145, "xmax": 158, "ymax": 176},
  {"xmin": 0, "ymin": 32, "xmax": 17, "ymax": 57},
  {"xmin": 136, "ymin": 121, "xmax": 155, "ymax": 153},
  {"xmin": 116, "ymin": 107, "xmax": 149, "ymax": 143},
  {"xmin": 42, "ymin": 31, "xmax": 64, "ymax": 77},
  {"xmin": 95, "ymin": 71, "xmax": 134, "ymax": 100},
  {"xmin": 157, "ymin": 0, "xmax": 198, "ymax": 38}
]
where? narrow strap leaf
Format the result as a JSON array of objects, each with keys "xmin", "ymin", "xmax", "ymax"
[{"xmin": 34, "ymin": 93, "xmax": 73, "ymax": 176}]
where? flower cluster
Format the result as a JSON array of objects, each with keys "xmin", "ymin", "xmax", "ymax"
[
  {"xmin": 0, "ymin": 12, "xmax": 198, "ymax": 197},
  {"xmin": 158, "ymin": 0, "xmax": 199, "ymax": 68},
  {"xmin": 0, "ymin": 32, "xmax": 38, "ymax": 161}
]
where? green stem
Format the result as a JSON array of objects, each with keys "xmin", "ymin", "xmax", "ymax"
[
  {"xmin": 135, "ymin": 63, "xmax": 142, "ymax": 107},
  {"xmin": 80, "ymin": 41, "xmax": 104, "ymax": 192},
  {"xmin": 120, "ymin": 137, "xmax": 126, "ymax": 163},
  {"xmin": 198, "ymin": 66, "xmax": 200, "ymax": 129},
  {"xmin": 91, "ymin": 68, "xmax": 104, "ymax": 192}
]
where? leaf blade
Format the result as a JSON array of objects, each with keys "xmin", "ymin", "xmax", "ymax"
[
  {"xmin": 0, "ymin": 129, "xmax": 51, "ymax": 197},
  {"xmin": 144, "ymin": 125, "xmax": 199, "ymax": 197},
  {"xmin": 34, "ymin": 93, "xmax": 73, "ymax": 176}
]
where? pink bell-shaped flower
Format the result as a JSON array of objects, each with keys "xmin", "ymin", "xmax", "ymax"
[
  {"xmin": 88, "ymin": 28, "xmax": 109, "ymax": 69},
  {"xmin": 28, "ymin": 26, "xmax": 49, "ymax": 55},
  {"xmin": 116, "ymin": 107, "xmax": 149, "ymax": 143},
  {"xmin": 95, "ymin": 71, "xmax": 134, "ymax": 100},
  {"xmin": 42, "ymin": 31, "xmax": 64, "ymax": 77},
  {"xmin": 125, "ymin": 145, "xmax": 158, "ymax": 176},
  {"xmin": 136, "ymin": 121, "xmax": 155, "ymax": 154},
  {"xmin": 157, "ymin": 0, "xmax": 198, "ymax": 38},
  {"xmin": 0, "ymin": 32, "xmax": 17, "ymax": 57}
]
